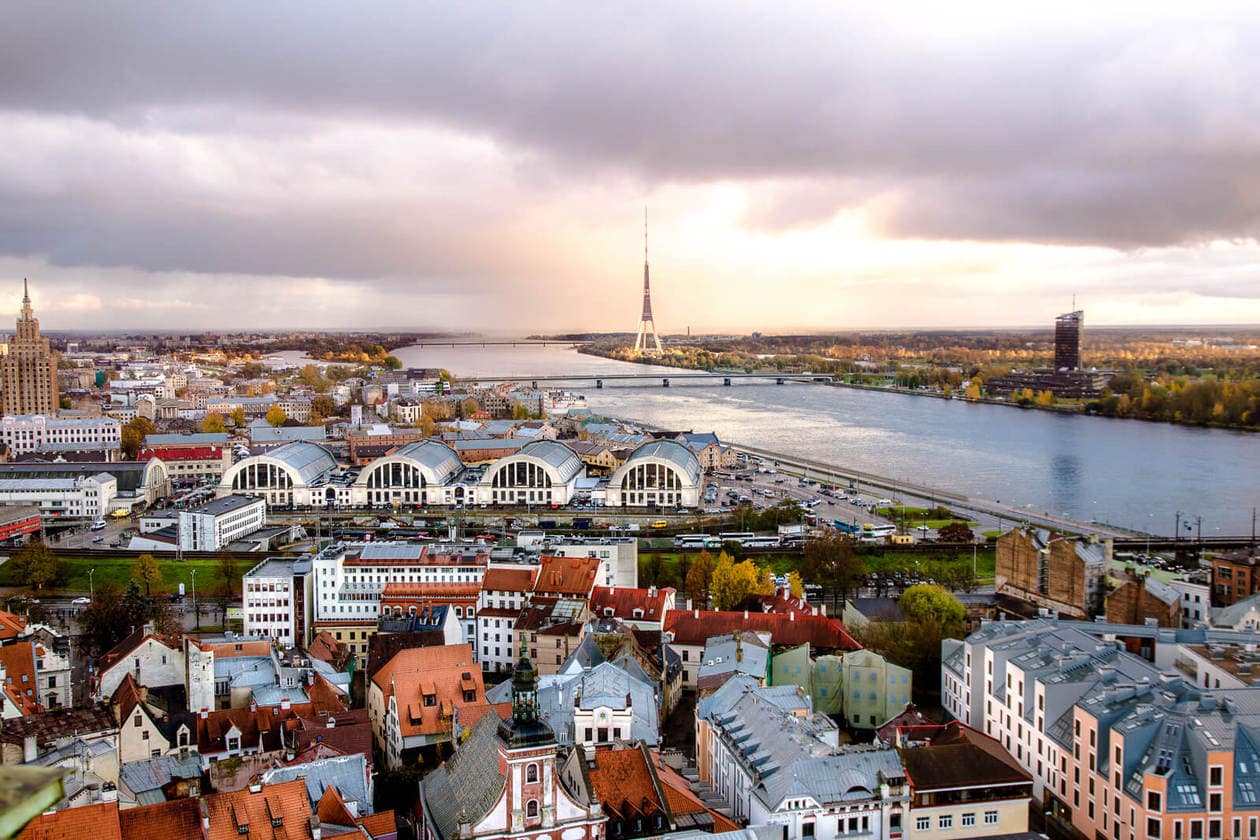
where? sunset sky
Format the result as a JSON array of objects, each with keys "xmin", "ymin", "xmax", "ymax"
[{"xmin": 2, "ymin": 3, "xmax": 1260, "ymax": 332}]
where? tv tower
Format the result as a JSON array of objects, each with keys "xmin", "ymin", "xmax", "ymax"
[{"xmin": 633, "ymin": 208, "xmax": 663, "ymax": 355}]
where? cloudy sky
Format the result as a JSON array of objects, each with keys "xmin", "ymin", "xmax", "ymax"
[{"xmin": 2, "ymin": 3, "xmax": 1259, "ymax": 332}]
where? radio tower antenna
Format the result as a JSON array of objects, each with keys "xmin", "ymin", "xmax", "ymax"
[{"xmin": 633, "ymin": 207, "xmax": 663, "ymax": 355}]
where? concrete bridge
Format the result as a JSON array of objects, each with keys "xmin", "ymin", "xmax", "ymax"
[{"xmin": 456, "ymin": 372, "xmax": 836, "ymax": 388}]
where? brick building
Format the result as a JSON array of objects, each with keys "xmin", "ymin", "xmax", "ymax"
[
  {"xmin": 994, "ymin": 528, "xmax": 1109, "ymax": 619},
  {"xmin": 1211, "ymin": 548, "xmax": 1260, "ymax": 606},
  {"xmin": 1104, "ymin": 569, "xmax": 1181, "ymax": 628}
]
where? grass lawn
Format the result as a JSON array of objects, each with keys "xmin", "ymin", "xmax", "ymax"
[
  {"xmin": 873, "ymin": 507, "xmax": 980, "ymax": 529},
  {"xmin": 0, "ymin": 555, "xmax": 255, "ymax": 596}
]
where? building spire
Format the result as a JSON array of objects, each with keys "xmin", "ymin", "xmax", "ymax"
[
  {"xmin": 23, "ymin": 278, "xmax": 29, "ymax": 305},
  {"xmin": 633, "ymin": 208, "xmax": 663, "ymax": 355}
]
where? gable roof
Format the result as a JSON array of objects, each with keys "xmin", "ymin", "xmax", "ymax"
[
  {"xmin": 421, "ymin": 714, "xmax": 507, "ymax": 840},
  {"xmin": 534, "ymin": 555, "xmax": 599, "ymax": 598},
  {"xmin": 369, "ymin": 644, "xmax": 486, "ymax": 739},
  {"xmin": 665, "ymin": 610, "xmax": 860, "ymax": 650},
  {"xmin": 117, "ymin": 797, "xmax": 203, "ymax": 839},
  {"xmin": 590, "ymin": 587, "xmax": 673, "ymax": 623},
  {"xmin": 481, "ymin": 566, "xmax": 539, "ymax": 593},
  {"xmin": 896, "ymin": 720, "xmax": 1031, "ymax": 792},
  {"xmin": 202, "ymin": 779, "xmax": 313, "ymax": 840},
  {"xmin": 16, "ymin": 801, "xmax": 122, "ymax": 840},
  {"xmin": 0, "ymin": 609, "xmax": 28, "ymax": 642},
  {"xmin": 586, "ymin": 744, "xmax": 666, "ymax": 821},
  {"xmin": 0, "ymin": 641, "xmax": 41, "ymax": 715}
]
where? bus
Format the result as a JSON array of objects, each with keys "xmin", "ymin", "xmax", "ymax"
[
  {"xmin": 861, "ymin": 523, "xmax": 896, "ymax": 538},
  {"xmin": 674, "ymin": 534, "xmax": 721, "ymax": 549},
  {"xmin": 717, "ymin": 532, "xmax": 756, "ymax": 545},
  {"xmin": 833, "ymin": 519, "xmax": 861, "ymax": 535},
  {"xmin": 742, "ymin": 536, "xmax": 782, "ymax": 548}
]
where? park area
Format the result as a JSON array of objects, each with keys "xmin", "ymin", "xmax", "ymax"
[{"xmin": 0, "ymin": 549, "xmax": 254, "ymax": 597}]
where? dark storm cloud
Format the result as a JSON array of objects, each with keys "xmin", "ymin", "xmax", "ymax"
[{"xmin": 0, "ymin": 1, "xmax": 1258, "ymax": 287}]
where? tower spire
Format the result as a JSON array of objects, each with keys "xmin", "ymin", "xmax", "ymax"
[{"xmin": 633, "ymin": 209, "xmax": 663, "ymax": 355}]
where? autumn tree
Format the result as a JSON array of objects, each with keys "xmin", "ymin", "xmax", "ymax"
[
  {"xmin": 120, "ymin": 416, "xmax": 157, "ymax": 458},
  {"xmin": 802, "ymin": 531, "xmax": 864, "ymax": 609},
  {"xmin": 131, "ymin": 554, "xmax": 163, "ymax": 597},
  {"xmin": 936, "ymin": 522, "xmax": 975, "ymax": 543},
  {"xmin": 710, "ymin": 553, "xmax": 773, "ymax": 610},
  {"xmin": 787, "ymin": 571, "xmax": 805, "ymax": 599},
  {"xmin": 898, "ymin": 584, "xmax": 966, "ymax": 634},
  {"xmin": 9, "ymin": 540, "xmax": 60, "ymax": 590},
  {"xmin": 229, "ymin": 406, "xmax": 246, "ymax": 427},
  {"xmin": 856, "ymin": 585, "xmax": 967, "ymax": 699},
  {"xmin": 265, "ymin": 405, "xmax": 288, "ymax": 427},
  {"xmin": 201, "ymin": 413, "xmax": 227, "ymax": 434},
  {"xmin": 299, "ymin": 364, "xmax": 331, "ymax": 393},
  {"xmin": 685, "ymin": 550, "xmax": 715, "ymax": 608}
]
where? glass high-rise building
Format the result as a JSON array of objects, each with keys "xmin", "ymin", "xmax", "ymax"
[{"xmin": 1054, "ymin": 310, "xmax": 1083, "ymax": 371}]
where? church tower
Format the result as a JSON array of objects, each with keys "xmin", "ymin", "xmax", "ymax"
[
  {"xmin": 632, "ymin": 211, "xmax": 663, "ymax": 355},
  {"xmin": 0, "ymin": 280, "xmax": 60, "ymax": 415}
]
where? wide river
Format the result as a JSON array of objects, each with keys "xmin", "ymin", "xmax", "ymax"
[{"xmin": 389, "ymin": 344, "xmax": 1260, "ymax": 536}]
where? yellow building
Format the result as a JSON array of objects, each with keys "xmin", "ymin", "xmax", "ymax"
[{"xmin": 0, "ymin": 281, "xmax": 59, "ymax": 416}]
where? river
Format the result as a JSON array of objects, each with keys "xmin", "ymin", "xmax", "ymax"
[{"xmin": 388, "ymin": 344, "xmax": 1259, "ymax": 536}]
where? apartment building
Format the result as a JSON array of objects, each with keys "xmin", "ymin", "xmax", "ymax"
[{"xmin": 0, "ymin": 414, "xmax": 121, "ymax": 456}]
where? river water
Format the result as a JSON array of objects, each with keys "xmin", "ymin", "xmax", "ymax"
[{"xmin": 389, "ymin": 344, "xmax": 1260, "ymax": 536}]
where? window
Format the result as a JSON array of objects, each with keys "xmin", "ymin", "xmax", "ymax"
[
  {"xmin": 526, "ymin": 800, "xmax": 539, "ymax": 819},
  {"xmin": 939, "ymin": 815, "xmax": 953, "ymax": 829},
  {"xmin": 962, "ymin": 813, "xmax": 975, "ymax": 827},
  {"xmin": 1149, "ymin": 818, "xmax": 1162, "ymax": 838},
  {"xmin": 802, "ymin": 823, "xmax": 814, "ymax": 839},
  {"xmin": 915, "ymin": 817, "xmax": 930, "ymax": 831},
  {"xmin": 985, "ymin": 811, "xmax": 999, "ymax": 825},
  {"xmin": 526, "ymin": 763, "xmax": 538, "ymax": 783},
  {"xmin": 1209, "ymin": 766, "xmax": 1223, "ymax": 787}
]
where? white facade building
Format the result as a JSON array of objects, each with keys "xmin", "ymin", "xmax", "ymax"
[
  {"xmin": 243, "ymin": 557, "xmax": 312, "ymax": 646},
  {"xmin": 604, "ymin": 440, "xmax": 702, "ymax": 509},
  {"xmin": 547, "ymin": 538, "xmax": 639, "ymax": 589},
  {"xmin": 0, "ymin": 474, "xmax": 116, "ymax": 520},
  {"xmin": 0, "ymin": 414, "xmax": 122, "ymax": 456},
  {"xmin": 177, "ymin": 494, "xmax": 267, "ymax": 551}
]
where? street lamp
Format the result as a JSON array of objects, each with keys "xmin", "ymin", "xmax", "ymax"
[
  {"xmin": 191, "ymin": 569, "xmax": 199, "ymax": 630},
  {"xmin": 88, "ymin": 568, "xmax": 95, "ymax": 600}
]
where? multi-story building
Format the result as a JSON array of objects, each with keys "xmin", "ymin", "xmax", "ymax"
[
  {"xmin": 139, "ymin": 432, "xmax": 232, "ymax": 480},
  {"xmin": 1105, "ymin": 569, "xmax": 1181, "ymax": 628},
  {"xmin": 1211, "ymin": 548, "xmax": 1260, "ymax": 606},
  {"xmin": 477, "ymin": 564, "xmax": 541, "ymax": 674},
  {"xmin": 0, "ymin": 459, "xmax": 170, "ymax": 513},
  {"xmin": 994, "ymin": 528, "xmax": 1109, "ymax": 619},
  {"xmin": 696, "ymin": 674, "xmax": 909, "ymax": 836},
  {"xmin": 0, "ymin": 281, "xmax": 59, "ymax": 416},
  {"xmin": 0, "ymin": 473, "xmax": 116, "ymax": 520},
  {"xmin": 771, "ymin": 644, "xmax": 913, "ymax": 727},
  {"xmin": 380, "ymin": 581, "xmax": 480, "ymax": 645},
  {"xmin": 943, "ymin": 617, "xmax": 1260, "ymax": 840},
  {"xmin": 0, "ymin": 414, "xmax": 121, "ymax": 456},
  {"xmin": 178, "ymin": 494, "xmax": 266, "ymax": 551},
  {"xmin": 310, "ymin": 542, "xmax": 490, "ymax": 664},
  {"xmin": 548, "ymin": 537, "xmax": 639, "ymax": 588},
  {"xmin": 243, "ymin": 557, "xmax": 313, "ymax": 647},
  {"xmin": 1055, "ymin": 309, "xmax": 1084, "ymax": 371}
]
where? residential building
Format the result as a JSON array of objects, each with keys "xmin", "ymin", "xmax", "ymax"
[
  {"xmin": 893, "ymin": 721, "xmax": 1033, "ymax": 839},
  {"xmin": 380, "ymin": 581, "xmax": 480, "ymax": 645},
  {"xmin": 1105, "ymin": 569, "xmax": 1181, "ymax": 628},
  {"xmin": 1212, "ymin": 592, "xmax": 1260, "ymax": 630},
  {"xmin": 418, "ymin": 652, "xmax": 605, "ymax": 840},
  {"xmin": 1171, "ymin": 577, "xmax": 1211, "ymax": 627},
  {"xmin": 994, "ymin": 528, "xmax": 1109, "ymax": 619},
  {"xmin": 0, "ymin": 414, "xmax": 121, "ymax": 456},
  {"xmin": 0, "ymin": 281, "xmax": 59, "ymax": 416},
  {"xmin": 589, "ymin": 585, "xmax": 674, "ymax": 630},
  {"xmin": 548, "ymin": 537, "xmax": 639, "ymax": 588},
  {"xmin": 243, "ymin": 557, "xmax": 313, "ymax": 646},
  {"xmin": 665, "ymin": 609, "xmax": 860, "ymax": 688},
  {"xmin": 477, "ymin": 564, "xmax": 541, "ymax": 674},
  {"xmin": 1212, "ymin": 548, "xmax": 1260, "ymax": 606},
  {"xmin": 0, "ymin": 473, "xmax": 116, "ymax": 521},
  {"xmin": 110, "ymin": 673, "xmax": 195, "ymax": 763},
  {"xmin": 367, "ymin": 643, "xmax": 488, "ymax": 768},
  {"xmin": 696, "ymin": 631, "xmax": 771, "ymax": 695},
  {"xmin": 770, "ymin": 644, "xmax": 913, "ymax": 727},
  {"xmin": 941, "ymin": 616, "xmax": 1260, "ymax": 840},
  {"xmin": 695, "ymin": 674, "xmax": 909, "ymax": 835}
]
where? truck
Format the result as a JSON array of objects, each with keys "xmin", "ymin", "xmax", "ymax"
[{"xmin": 778, "ymin": 523, "xmax": 806, "ymax": 538}]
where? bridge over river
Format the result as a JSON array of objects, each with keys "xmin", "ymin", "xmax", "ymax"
[{"xmin": 457, "ymin": 371, "xmax": 835, "ymax": 388}]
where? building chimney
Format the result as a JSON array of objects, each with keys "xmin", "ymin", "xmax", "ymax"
[
  {"xmin": 790, "ymin": 611, "xmax": 795, "ymax": 622},
  {"xmin": 248, "ymin": 781, "xmax": 262, "ymax": 794},
  {"xmin": 249, "ymin": 699, "xmax": 257, "ymax": 713},
  {"xmin": 309, "ymin": 814, "xmax": 322, "ymax": 840},
  {"xmin": 200, "ymin": 707, "xmax": 209, "ymax": 720},
  {"xmin": 743, "ymin": 610, "xmax": 749, "ymax": 620},
  {"xmin": 280, "ymin": 697, "xmax": 291, "ymax": 711},
  {"xmin": 101, "ymin": 782, "xmax": 118, "ymax": 803}
]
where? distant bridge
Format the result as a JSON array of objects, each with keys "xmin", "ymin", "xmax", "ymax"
[
  {"xmin": 404, "ymin": 340, "xmax": 591, "ymax": 348},
  {"xmin": 456, "ymin": 372, "xmax": 836, "ymax": 388}
]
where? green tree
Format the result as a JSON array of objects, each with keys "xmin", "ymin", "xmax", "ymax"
[
  {"xmin": 299, "ymin": 364, "xmax": 330, "ymax": 392},
  {"xmin": 898, "ymin": 584, "xmax": 966, "ymax": 634},
  {"xmin": 685, "ymin": 550, "xmax": 715, "ymax": 608},
  {"xmin": 643, "ymin": 554, "xmax": 664, "ymax": 587},
  {"xmin": 264, "ymin": 405, "xmax": 288, "ymax": 427},
  {"xmin": 120, "ymin": 416, "xmax": 157, "ymax": 459},
  {"xmin": 9, "ymin": 540, "xmax": 60, "ymax": 590},
  {"xmin": 383, "ymin": 355, "xmax": 403, "ymax": 370},
  {"xmin": 131, "ymin": 553, "xmax": 163, "ymax": 597},
  {"xmin": 710, "ymin": 552, "xmax": 773, "ymax": 610},
  {"xmin": 201, "ymin": 413, "xmax": 227, "ymax": 434},
  {"xmin": 511, "ymin": 403, "xmax": 532, "ymax": 420},
  {"xmin": 78, "ymin": 581, "xmax": 154, "ymax": 657}
]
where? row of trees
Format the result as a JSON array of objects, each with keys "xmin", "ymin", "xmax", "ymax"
[{"xmin": 1089, "ymin": 373, "xmax": 1260, "ymax": 428}]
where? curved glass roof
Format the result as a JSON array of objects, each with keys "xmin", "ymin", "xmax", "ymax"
[
  {"xmin": 265, "ymin": 442, "xmax": 338, "ymax": 485},
  {"xmin": 622, "ymin": 439, "xmax": 703, "ymax": 485},
  {"xmin": 518, "ymin": 440, "xmax": 584, "ymax": 480},
  {"xmin": 389, "ymin": 440, "xmax": 464, "ymax": 483}
]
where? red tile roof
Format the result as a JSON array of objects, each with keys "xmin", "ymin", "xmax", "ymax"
[
  {"xmin": 591, "ymin": 587, "xmax": 674, "ymax": 623},
  {"xmin": 0, "ymin": 609, "xmax": 28, "ymax": 642},
  {"xmin": 370, "ymin": 644, "xmax": 486, "ymax": 739},
  {"xmin": 0, "ymin": 641, "xmax": 41, "ymax": 715},
  {"xmin": 481, "ymin": 566, "xmax": 538, "ymax": 593},
  {"xmin": 586, "ymin": 745, "xmax": 665, "ymax": 821},
  {"xmin": 534, "ymin": 555, "xmax": 599, "ymax": 597},
  {"xmin": 651, "ymin": 752, "xmax": 740, "ymax": 833},
  {"xmin": 117, "ymin": 797, "xmax": 203, "ymax": 839},
  {"xmin": 664, "ymin": 609, "xmax": 859, "ymax": 650},
  {"xmin": 17, "ymin": 801, "xmax": 122, "ymax": 840},
  {"xmin": 202, "ymin": 779, "xmax": 312, "ymax": 840}
]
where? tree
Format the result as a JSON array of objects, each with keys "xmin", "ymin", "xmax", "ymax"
[
  {"xmin": 201, "ymin": 413, "xmax": 227, "ymax": 434},
  {"xmin": 131, "ymin": 554, "xmax": 163, "ymax": 597},
  {"xmin": 120, "ymin": 416, "xmax": 157, "ymax": 459},
  {"xmin": 803, "ymin": 531, "xmax": 863, "ymax": 609},
  {"xmin": 229, "ymin": 406, "xmax": 246, "ymax": 427},
  {"xmin": 643, "ymin": 554, "xmax": 664, "ymax": 586},
  {"xmin": 936, "ymin": 522, "xmax": 975, "ymax": 543},
  {"xmin": 299, "ymin": 364, "xmax": 331, "ymax": 393},
  {"xmin": 10, "ymin": 541, "xmax": 60, "ymax": 590},
  {"xmin": 265, "ymin": 405, "xmax": 288, "ymax": 427},
  {"xmin": 511, "ymin": 403, "xmax": 532, "ymax": 420},
  {"xmin": 78, "ymin": 581, "xmax": 154, "ymax": 658},
  {"xmin": 215, "ymin": 555, "xmax": 239, "ymax": 624},
  {"xmin": 787, "ymin": 571, "xmax": 805, "ymax": 599},
  {"xmin": 710, "ymin": 552, "xmax": 773, "ymax": 610},
  {"xmin": 310, "ymin": 395, "xmax": 338, "ymax": 423},
  {"xmin": 898, "ymin": 584, "xmax": 966, "ymax": 634},
  {"xmin": 685, "ymin": 550, "xmax": 715, "ymax": 608},
  {"xmin": 383, "ymin": 355, "xmax": 403, "ymax": 370}
]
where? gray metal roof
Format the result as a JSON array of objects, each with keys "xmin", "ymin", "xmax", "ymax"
[
  {"xmin": 421, "ymin": 714, "xmax": 507, "ymax": 840},
  {"xmin": 387, "ymin": 440, "xmax": 464, "ymax": 483},
  {"xmin": 145, "ymin": 433, "xmax": 230, "ymax": 446},
  {"xmin": 515, "ymin": 440, "xmax": 583, "ymax": 476},
  {"xmin": 759, "ymin": 749, "xmax": 904, "ymax": 810},
  {"xmin": 621, "ymin": 440, "xmax": 702, "ymax": 484},
  {"xmin": 186, "ymin": 494, "xmax": 263, "ymax": 516},
  {"xmin": 0, "ymin": 461, "xmax": 154, "ymax": 493},
  {"xmin": 263, "ymin": 442, "xmax": 338, "ymax": 485},
  {"xmin": 118, "ymin": 752, "xmax": 203, "ymax": 797},
  {"xmin": 262, "ymin": 753, "xmax": 371, "ymax": 811}
]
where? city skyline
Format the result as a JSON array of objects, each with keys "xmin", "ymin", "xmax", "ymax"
[{"xmin": 3, "ymin": 4, "xmax": 1260, "ymax": 331}]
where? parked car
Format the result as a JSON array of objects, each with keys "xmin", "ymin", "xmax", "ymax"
[{"xmin": 71, "ymin": 597, "xmax": 91, "ymax": 605}]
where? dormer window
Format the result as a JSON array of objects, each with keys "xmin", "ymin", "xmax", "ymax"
[{"xmin": 424, "ymin": 693, "xmax": 436, "ymax": 707}]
